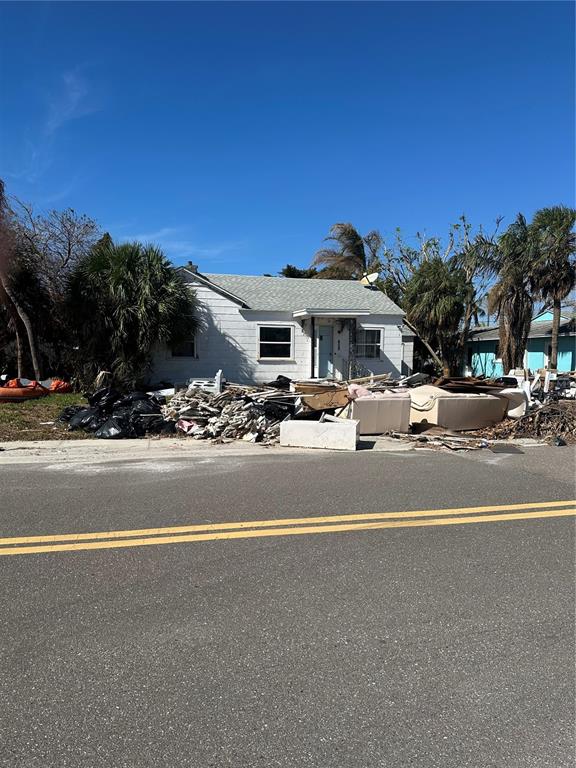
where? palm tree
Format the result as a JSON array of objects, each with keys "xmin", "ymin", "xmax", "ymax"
[
  {"xmin": 530, "ymin": 206, "xmax": 576, "ymax": 369},
  {"xmin": 66, "ymin": 239, "xmax": 198, "ymax": 387},
  {"xmin": 312, "ymin": 223, "xmax": 383, "ymax": 278},
  {"xmin": 403, "ymin": 257, "xmax": 468, "ymax": 376},
  {"xmin": 485, "ymin": 214, "xmax": 535, "ymax": 374},
  {"xmin": 279, "ymin": 264, "xmax": 318, "ymax": 278},
  {"xmin": 452, "ymin": 234, "xmax": 492, "ymax": 362}
]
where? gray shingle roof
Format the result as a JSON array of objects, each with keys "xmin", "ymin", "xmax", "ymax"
[
  {"xmin": 198, "ymin": 273, "xmax": 403, "ymax": 314},
  {"xmin": 470, "ymin": 317, "xmax": 575, "ymax": 341}
]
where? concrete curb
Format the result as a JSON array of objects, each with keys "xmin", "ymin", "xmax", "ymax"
[{"xmin": 0, "ymin": 435, "xmax": 417, "ymax": 465}]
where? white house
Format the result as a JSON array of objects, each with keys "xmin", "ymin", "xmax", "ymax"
[{"xmin": 150, "ymin": 266, "xmax": 414, "ymax": 385}]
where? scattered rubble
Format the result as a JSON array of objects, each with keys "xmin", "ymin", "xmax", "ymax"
[
  {"xmin": 472, "ymin": 401, "xmax": 576, "ymax": 444},
  {"xmin": 163, "ymin": 385, "xmax": 294, "ymax": 444},
  {"xmin": 51, "ymin": 369, "xmax": 576, "ymax": 449},
  {"xmin": 391, "ymin": 431, "xmax": 489, "ymax": 451}
]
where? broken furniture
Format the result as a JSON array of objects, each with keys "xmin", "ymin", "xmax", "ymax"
[
  {"xmin": 409, "ymin": 385, "xmax": 508, "ymax": 431},
  {"xmin": 497, "ymin": 387, "xmax": 529, "ymax": 419},
  {"xmin": 349, "ymin": 391, "xmax": 411, "ymax": 435}
]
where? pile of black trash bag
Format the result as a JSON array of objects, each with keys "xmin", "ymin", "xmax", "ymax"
[{"xmin": 58, "ymin": 388, "xmax": 176, "ymax": 439}]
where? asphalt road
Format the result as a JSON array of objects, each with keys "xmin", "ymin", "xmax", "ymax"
[{"xmin": 1, "ymin": 445, "xmax": 575, "ymax": 767}]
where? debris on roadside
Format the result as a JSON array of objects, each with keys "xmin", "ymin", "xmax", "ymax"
[
  {"xmin": 164, "ymin": 385, "xmax": 296, "ymax": 443},
  {"xmin": 390, "ymin": 430, "xmax": 489, "ymax": 451},
  {"xmin": 408, "ymin": 385, "xmax": 508, "ymax": 431},
  {"xmin": 280, "ymin": 414, "xmax": 359, "ymax": 451},
  {"xmin": 470, "ymin": 401, "xmax": 576, "ymax": 444},
  {"xmin": 45, "ymin": 367, "xmax": 576, "ymax": 450},
  {"xmin": 57, "ymin": 388, "xmax": 169, "ymax": 439},
  {"xmin": 349, "ymin": 389, "xmax": 411, "ymax": 434}
]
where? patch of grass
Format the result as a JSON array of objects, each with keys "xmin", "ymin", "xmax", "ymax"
[{"xmin": 0, "ymin": 393, "xmax": 91, "ymax": 441}]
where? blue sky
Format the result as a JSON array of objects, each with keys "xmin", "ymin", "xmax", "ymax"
[{"xmin": 1, "ymin": 1, "xmax": 574, "ymax": 274}]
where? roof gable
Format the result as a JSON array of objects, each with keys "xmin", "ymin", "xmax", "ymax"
[
  {"xmin": 178, "ymin": 268, "xmax": 248, "ymax": 306},
  {"xmin": 532, "ymin": 309, "xmax": 570, "ymax": 323}
]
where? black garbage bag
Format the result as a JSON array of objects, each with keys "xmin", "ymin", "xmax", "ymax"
[
  {"xmin": 94, "ymin": 417, "xmax": 136, "ymax": 439},
  {"xmin": 112, "ymin": 397, "xmax": 161, "ymax": 419},
  {"xmin": 113, "ymin": 392, "xmax": 152, "ymax": 408},
  {"xmin": 136, "ymin": 414, "xmax": 167, "ymax": 434},
  {"xmin": 111, "ymin": 398, "xmax": 163, "ymax": 436},
  {"xmin": 87, "ymin": 387, "xmax": 122, "ymax": 413},
  {"xmin": 261, "ymin": 401, "xmax": 293, "ymax": 420},
  {"xmin": 110, "ymin": 405, "xmax": 133, "ymax": 421},
  {"xmin": 126, "ymin": 397, "xmax": 162, "ymax": 415},
  {"xmin": 68, "ymin": 407, "xmax": 108, "ymax": 432},
  {"xmin": 57, "ymin": 405, "xmax": 85, "ymax": 424},
  {"xmin": 265, "ymin": 375, "xmax": 292, "ymax": 390}
]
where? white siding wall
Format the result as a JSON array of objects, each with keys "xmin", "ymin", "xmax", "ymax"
[
  {"xmin": 356, "ymin": 315, "xmax": 404, "ymax": 378},
  {"xmin": 150, "ymin": 280, "xmax": 407, "ymax": 385},
  {"xmin": 239, "ymin": 310, "xmax": 312, "ymax": 383},
  {"xmin": 150, "ymin": 282, "xmax": 313, "ymax": 385},
  {"xmin": 401, "ymin": 336, "xmax": 414, "ymax": 375}
]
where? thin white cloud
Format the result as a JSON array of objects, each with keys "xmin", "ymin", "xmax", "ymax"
[
  {"xmin": 6, "ymin": 133, "xmax": 55, "ymax": 184},
  {"xmin": 121, "ymin": 226, "xmax": 244, "ymax": 261},
  {"xmin": 7, "ymin": 70, "xmax": 99, "ymax": 186},
  {"xmin": 125, "ymin": 227, "xmax": 181, "ymax": 242},
  {"xmin": 45, "ymin": 71, "xmax": 97, "ymax": 135}
]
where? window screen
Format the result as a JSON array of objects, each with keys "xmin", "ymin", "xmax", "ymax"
[
  {"xmin": 356, "ymin": 329, "xmax": 381, "ymax": 359},
  {"xmin": 259, "ymin": 326, "xmax": 292, "ymax": 358},
  {"xmin": 171, "ymin": 338, "xmax": 196, "ymax": 357}
]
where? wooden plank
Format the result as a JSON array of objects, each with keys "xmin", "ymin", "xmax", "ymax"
[{"xmin": 300, "ymin": 390, "xmax": 350, "ymax": 410}]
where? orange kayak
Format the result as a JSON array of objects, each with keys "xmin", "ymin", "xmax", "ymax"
[{"xmin": 0, "ymin": 383, "xmax": 50, "ymax": 402}]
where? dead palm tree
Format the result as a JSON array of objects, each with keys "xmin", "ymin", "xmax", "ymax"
[
  {"xmin": 312, "ymin": 223, "xmax": 383, "ymax": 278},
  {"xmin": 530, "ymin": 206, "xmax": 576, "ymax": 369},
  {"xmin": 486, "ymin": 214, "xmax": 535, "ymax": 374}
]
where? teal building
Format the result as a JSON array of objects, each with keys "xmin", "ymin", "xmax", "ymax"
[{"xmin": 468, "ymin": 310, "xmax": 576, "ymax": 377}]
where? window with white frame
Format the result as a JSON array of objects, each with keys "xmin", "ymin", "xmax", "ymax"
[
  {"xmin": 356, "ymin": 328, "xmax": 381, "ymax": 359},
  {"xmin": 258, "ymin": 325, "xmax": 293, "ymax": 359},
  {"xmin": 171, "ymin": 336, "xmax": 196, "ymax": 357}
]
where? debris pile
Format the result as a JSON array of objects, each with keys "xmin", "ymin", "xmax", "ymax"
[
  {"xmin": 391, "ymin": 424, "xmax": 489, "ymax": 451},
  {"xmin": 58, "ymin": 388, "xmax": 172, "ymax": 439},
  {"xmin": 473, "ymin": 401, "xmax": 576, "ymax": 444},
  {"xmin": 51, "ymin": 369, "xmax": 576, "ymax": 449},
  {"xmin": 163, "ymin": 385, "xmax": 294, "ymax": 443}
]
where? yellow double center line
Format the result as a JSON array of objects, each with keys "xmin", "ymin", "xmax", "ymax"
[{"xmin": 0, "ymin": 500, "xmax": 574, "ymax": 557}]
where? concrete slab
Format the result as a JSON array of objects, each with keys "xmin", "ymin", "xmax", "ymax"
[
  {"xmin": 369, "ymin": 436, "xmax": 416, "ymax": 452},
  {"xmin": 280, "ymin": 417, "xmax": 360, "ymax": 451}
]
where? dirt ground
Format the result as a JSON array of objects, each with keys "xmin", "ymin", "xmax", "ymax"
[{"xmin": 0, "ymin": 393, "xmax": 90, "ymax": 441}]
